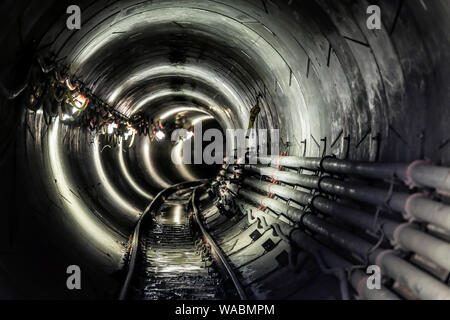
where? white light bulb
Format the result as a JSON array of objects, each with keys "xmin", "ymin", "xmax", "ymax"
[
  {"xmin": 155, "ymin": 130, "xmax": 165, "ymax": 140},
  {"xmin": 186, "ymin": 131, "xmax": 194, "ymax": 140},
  {"xmin": 107, "ymin": 123, "xmax": 114, "ymax": 135}
]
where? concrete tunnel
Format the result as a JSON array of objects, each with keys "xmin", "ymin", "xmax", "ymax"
[{"xmin": 0, "ymin": 0, "xmax": 449, "ymax": 300}]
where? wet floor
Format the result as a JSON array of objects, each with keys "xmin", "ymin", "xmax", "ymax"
[{"xmin": 141, "ymin": 202, "xmax": 224, "ymax": 300}]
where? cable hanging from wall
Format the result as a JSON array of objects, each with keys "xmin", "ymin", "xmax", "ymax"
[{"xmin": 2, "ymin": 54, "xmax": 156, "ymax": 150}]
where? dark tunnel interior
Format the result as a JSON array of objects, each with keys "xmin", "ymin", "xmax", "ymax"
[{"xmin": 0, "ymin": 0, "xmax": 449, "ymax": 300}]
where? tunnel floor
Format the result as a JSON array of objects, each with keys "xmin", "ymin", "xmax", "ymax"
[{"xmin": 134, "ymin": 187, "xmax": 237, "ymax": 300}]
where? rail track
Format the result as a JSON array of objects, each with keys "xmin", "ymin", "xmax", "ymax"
[{"xmin": 119, "ymin": 181, "xmax": 246, "ymax": 300}]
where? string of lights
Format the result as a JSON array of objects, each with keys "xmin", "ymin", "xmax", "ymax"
[{"xmin": 22, "ymin": 56, "xmax": 158, "ymax": 148}]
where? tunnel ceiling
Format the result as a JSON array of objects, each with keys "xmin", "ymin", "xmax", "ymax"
[{"xmin": 0, "ymin": 0, "xmax": 449, "ymax": 296}]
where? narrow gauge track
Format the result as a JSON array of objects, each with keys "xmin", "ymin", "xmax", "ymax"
[{"xmin": 119, "ymin": 181, "xmax": 246, "ymax": 300}]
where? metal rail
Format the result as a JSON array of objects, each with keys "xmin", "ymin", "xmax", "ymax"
[
  {"xmin": 118, "ymin": 180, "xmax": 206, "ymax": 300},
  {"xmin": 191, "ymin": 187, "xmax": 247, "ymax": 300}
]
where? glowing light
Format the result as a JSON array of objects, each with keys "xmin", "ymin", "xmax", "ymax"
[
  {"xmin": 124, "ymin": 128, "xmax": 134, "ymax": 141},
  {"xmin": 159, "ymin": 106, "xmax": 207, "ymax": 120},
  {"xmin": 73, "ymin": 94, "xmax": 88, "ymax": 109},
  {"xmin": 130, "ymin": 90, "xmax": 219, "ymax": 117},
  {"xmin": 173, "ymin": 206, "xmax": 183, "ymax": 224},
  {"xmin": 186, "ymin": 131, "xmax": 194, "ymax": 140},
  {"xmin": 106, "ymin": 65, "xmax": 246, "ymax": 118},
  {"xmin": 118, "ymin": 142, "xmax": 153, "ymax": 200},
  {"xmin": 107, "ymin": 122, "xmax": 118, "ymax": 135},
  {"xmin": 48, "ymin": 118, "xmax": 124, "ymax": 253},
  {"xmin": 192, "ymin": 115, "xmax": 214, "ymax": 126},
  {"xmin": 93, "ymin": 136, "xmax": 141, "ymax": 217},
  {"xmin": 71, "ymin": 94, "xmax": 90, "ymax": 116},
  {"xmin": 172, "ymin": 141, "xmax": 197, "ymax": 182},
  {"xmin": 123, "ymin": 127, "xmax": 137, "ymax": 147},
  {"xmin": 128, "ymin": 131, "xmax": 136, "ymax": 148},
  {"xmin": 155, "ymin": 130, "xmax": 165, "ymax": 140},
  {"xmin": 171, "ymin": 115, "xmax": 212, "ymax": 182}
]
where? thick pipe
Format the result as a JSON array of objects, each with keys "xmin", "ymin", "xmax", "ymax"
[
  {"xmin": 257, "ymin": 156, "xmax": 450, "ymax": 196},
  {"xmin": 320, "ymin": 179, "xmax": 450, "ymax": 234},
  {"xmin": 261, "ymin": 202, "xmax": 397, "ymax": 299},
  {"xmin": 240, "ymin": 177, "xmax": 450, "ymax": 272},
  {"xmin": 383, "ymin": 223, "xmax": 450, "ymax": 272},
  {"xmin": 244, "ymin": 165, "xmax": 450, "ymax": 232},
  {"xmin": 226, "ymin": 183, "xmax": 450, "ymax": 299},
  {"xmin": 242, "ymin": 177, "xmax": 391, "ymax": 230},
  {"xmin": 368, "ymin": 249, "xmax": 450, "ymax": 300},
  {"xmin": 232, "ymin": 184, "xmax": 379, "ymax": 258},
  {"xmin": 290, "ymin": 229, "xmax": 399, "ymax": 300}
]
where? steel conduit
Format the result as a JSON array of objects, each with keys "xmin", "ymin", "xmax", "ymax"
[
  {"xmin": 239, "ymin": 176, "xmax": 450, "ymax": 272},
  {"xmin": 223, "ymin": 182, "xmax": 450, "ymax": 299},
  {"xmin": 236, "ymin": 194, "xmax": 399, "ymax": 300},
  {"xmin": 236, "ymin": 198, "xmax": 352, "ymax": 299},
  {"xmin": 233, "ymin": 185, "xmax": 379, "ymax": 256},
  {"xmin": 257, "ymin": 156, "xmax": 450, "ymax": 196},
  {"xmin": 368, "ymin": 249, "xmax": 450, "ymax": 300},
  {"xmin": 290, "ymin": 229, "xmax": 400, "ymax": 300},
  {"xmin": 244, "ymin": 165, "xmax": 450, "ymax": 232},
  {"xmin": 241, "ymin": 177, "xmax": 392, "ymax": 230}
]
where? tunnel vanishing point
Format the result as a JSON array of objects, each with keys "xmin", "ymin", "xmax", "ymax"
[{"xmin": 0, "ymin": 0, "xmax": 449, "ymax": 300}]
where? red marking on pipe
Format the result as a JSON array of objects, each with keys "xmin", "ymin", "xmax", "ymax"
[
  {"xmin": 274, "ymin": 155, "xmax": 281, "ymax": 168},
  {"xmin": 273, "ymin": 153, "xmax": 287, "ymax": 169},
  {"xmin": 267, "ymin": 182, "xmax": 274, "ymax": 195},
  {"xmin": 392, "ymin": 223, "xmax": 411, "ymax": 249},
  {"xmin": 357, "ymin": 276, "xmax": 369, "ymax": 296},
  {"xmin": 403, "ymin": 193, "xmax": 429, "ymax": 221},
  {"xmin": 270, "ymin": 154, "xmax": 286, "ymax": 182},
  {"xmin": 270, "ymin": 171, "xmax": 277, "ymax": 183},
  {"xmin": 266, "ymin": 181, "xmax": 279, "ymax": 199},
  {"xmin": 375, "ymin": 250, "xmax": 396, "ymax": 268},
  {"xmin": 259, "ymin": 196, "xmax": 267, "ymax": 211},
  {"xmin": 405, "ymin": 160, "xmax": 433, "ymax": 189}
]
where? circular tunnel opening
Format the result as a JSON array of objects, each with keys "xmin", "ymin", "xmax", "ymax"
[{"xmin": 0, "ymin": 0, "xmax": 449, "ymax": 300}]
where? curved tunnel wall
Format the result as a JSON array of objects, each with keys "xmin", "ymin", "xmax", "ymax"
[{"xmin": 0, "ymin": 0, "xmax": 449, "ymax": 298}]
